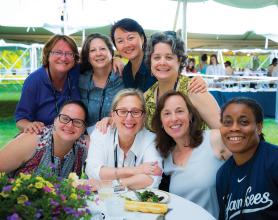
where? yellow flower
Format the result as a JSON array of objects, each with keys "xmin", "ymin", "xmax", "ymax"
[
  {"xmin": 69, "ymin": 193, "xmax": 77, "ymax": 200},
  {"xmin": 45, "ymin": 181, "xmax": 54, "ymax": 188},
  {"xmin": 17, "ymin": 194, "xmax": 29, "ymax": 204},
  {"xmin": 0, "ymin": 172, "xmax": 5, "ymax": 178},
  {"xmin": 19, "ymin": 173, "xmax": 31, "ymax": 180},
  {"xmin": 0, "ymin": 192, "xmax": 9, "ymax": 198},
  {"xmin": 35, "ymin": 182, "xmax": 44, "ymax": 189},
  {"xmin": 35, "ymin": 176, "xmax": 45, "ymax": 182},
  {"xmin": 68, "ymin": 172, "xmax": 79, "ymax": 181}
]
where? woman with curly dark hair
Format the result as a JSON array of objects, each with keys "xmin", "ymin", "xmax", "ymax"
[
  {"xmin": 152, "ymin": 90, "xmax": 230, "ymax": 218},
  {"xmin": 144, "ymin": 32, "xmax": 219, "ymax": 131}
]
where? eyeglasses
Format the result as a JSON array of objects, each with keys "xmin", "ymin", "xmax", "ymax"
[
  {"xmin": 50, "ymin": 50, "xmax": 75, "ymax": 59},
  {"xmin": 114, "ymin": 109, "xmax": 144, "ymax": 118},
  {"xmin": 58, "ymin": 114, "xmax": 86, "ymax": 128}
]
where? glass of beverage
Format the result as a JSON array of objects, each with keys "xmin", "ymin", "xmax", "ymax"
[
  {"xmin": 105, "ymin": 195, "xmax": 125, "ymax": 219},
  {"xmin": 97, "ymin": 180, "xmax": 113, "ymax": 201}
]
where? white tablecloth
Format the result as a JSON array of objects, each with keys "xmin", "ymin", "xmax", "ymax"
[{"xmin": 88, "ymin": 191, "xmax": 215, "ymax": 220}]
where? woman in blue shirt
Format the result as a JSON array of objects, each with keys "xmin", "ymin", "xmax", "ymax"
[{"xmin": 79, "ymin": 33, "xmax": 124, "ymax": 127}]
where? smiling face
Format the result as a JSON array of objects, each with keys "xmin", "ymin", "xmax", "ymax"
[
  {"xmin": 151, "ymin": 42, "xmax": 180, "ymax": 83},
  {"xmin": 112, "ymin": 95, "xmax": 145, "ymax": 140},
  {"xmin": 54, "ymin": 103, "xmax": 86, "ymax": 142},
  {"xmin": 88, "ymin": 38, "xmax": 112, "ymax": 69},
  {"xmin": 114, "ymin": 28, "xmax": 144, "ymax": 61},
  {"xmin": 48, "ymin": 39, "xmax": 75, "ymax": 75},
  {"xmin": 160, "ymin": 95, "xmax": 191, "ymax": 143},
  {"xmin": 220, "ymin": 103, "xmax": 262, "ymax": 164}
]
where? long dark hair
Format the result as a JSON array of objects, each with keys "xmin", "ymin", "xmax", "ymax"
[
  {"xmin": 152, "ymin": 91, "xmax": 205, "ymax": 158},
  {"xmin": 220, "ymin": 97, "xmax": 265, "ymax": 141}
]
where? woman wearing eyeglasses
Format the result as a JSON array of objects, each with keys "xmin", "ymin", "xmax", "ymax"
[
  {"xmin": 144, "ymin": 32, "xmax": 220, "ymax": 131},
  {"xmin": 0, "ymin": 100, "xmax": 88, "ymax": 178},
  {"xmin": 85, "ymin": 89, "xmax": 162, "ymax": 189},
  {"xmin": 15, "ymin": 35, "xmax": 81, "ymax": 134}
]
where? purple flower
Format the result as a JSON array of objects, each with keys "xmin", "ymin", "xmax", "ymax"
[
  {"xmin": 7, "ymin": 213, "xmax": 21, "ymax": 220},
  {"xmin": 2, "ymin": 185, "xmax": 12, "ymax": 192},
  {"xmin": 64, "ymin": 207, "xmax": 75, "ymax": 215},
  {"xmin": 35, "ymin": 212, "xmax": 42, "ymax": 219},
  {"xmin": 60, "ymin": 194, "xmax": 66, "ymax": 201},
  {"xmin": 50, "ymin": 199, "xmax": 59, "ymax": 207},
  {"xmin": 24, "ymin": 201, "xmax": 31, "ymax": 206}
]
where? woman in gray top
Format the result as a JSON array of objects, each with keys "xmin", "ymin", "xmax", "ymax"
[{"xmin": 152, "ymin": 91, "xmax": 231, "ymax": 218}]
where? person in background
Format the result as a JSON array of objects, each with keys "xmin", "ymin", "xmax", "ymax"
[
  {"xmin": 206, "ymin": 54, "xmax": 225, "ymax": 75},
  {"xmin": 197, "ymin": 53, "xmax": 208, "ymax": 74},
  {"xmin": 144, "ymin": 32, "xmax": 220, "ymax": 131},
  {"xmin": 224, "ymin": 60, "xmax": 234, "ymax": 75},
  {"xmin": 267, "ymin": 57, "xmax": 278, "ymax": 77},
  {"xmin": 0, "ymin": 100, "xmax": 88, "ymax": 178},
  {"xmin": 15, "ymin": 35, "xmax": 80, "ymax": 134},
  {"xmin": 217, "ymin": 97, "xmax": 278, "ymax": 220},
  {"xmin": 86, "ymin": 89, "xmax": 162, "ymax": 190},
  {"xmin": 152, "ymin": 91, "xmax": 230, "ymax": 218},
  {"xmin": 79, "ymin": 33, "xmax": 124, "ymax": 128},
  {"xmin": 186, "ymin": 58, "xmax": 197, "ymax": 73}
]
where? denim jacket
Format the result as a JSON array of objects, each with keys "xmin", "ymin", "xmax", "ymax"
[{"xmin": 79, "ymin": 70, "xmax": 124, "ymax": 126}]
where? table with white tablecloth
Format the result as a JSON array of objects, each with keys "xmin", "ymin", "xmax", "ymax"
[{"xmin": 88, "ymin": 191, "xmax": 215, "ymax": 220}]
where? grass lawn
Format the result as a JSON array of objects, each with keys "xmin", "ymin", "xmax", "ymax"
[{"xmin": 0, "ymin": 84, "xmax": 278, "ymax": 149}]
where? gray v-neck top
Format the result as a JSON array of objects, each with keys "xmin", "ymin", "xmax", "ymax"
[{"xmin": 164, "ymin": 130, "xmax": 224, "ymax": 218}]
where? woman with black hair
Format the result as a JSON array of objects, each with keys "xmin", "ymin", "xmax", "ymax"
[
  {"xmin": 0, "ymin": 100, "xmax": 88, "ymax": 178},
  {"xmin": 217, "ymin": 97, "xmax": 278, "ymax": 220}
]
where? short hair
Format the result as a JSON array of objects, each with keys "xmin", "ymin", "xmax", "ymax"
[
  {"xmin": 145, "ymin": 32, "xmax": 187, "ymax": 74},
  {"xmin": 220, "ymin": 97, "xmax": 264, "ymax": 140},
  {"xmin": 59, "ymin": 100, "xmax": 89, "ymax": 125},
  {"xmin": 201, "ymin": 54, "xmax": 208, "ymax": 62},
  {"xmin": 224, "ymin": 61, "xmax": 231, "ymax": 66},
  {"xmin": 80, "ymin": 33, "xmax": 114, "ymax": 73},
  {"xmin": 111, "ymin": 88, "xmax": 146, "ymax": 113},
  {"xmin": 209, "ymin": 54, "xmax": 219, "ymax": 65},
  {"xmin": 271, "ymin": 58, "xmax": 277, "ymax": 65},
  {"xmin": 110, "ymin": 18, "xmax": 147, "ymax": 51},
  {"xmin": 42, "ymin": 35, "xmax": 79, "ymax": 66},
  {"xmin": 152, "ymin": 91, "xmax": 205, "ymax": 158}
]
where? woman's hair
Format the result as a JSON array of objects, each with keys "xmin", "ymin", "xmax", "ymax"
[
  {"xmin": 111, "ymin": 88, "xmax": 146, "ymax": 112},
  {"xmin": 152, "ymin": 91, "xmax": 205, "ymax": 158},
  {"xmin": 201, "ymin": 54, "xmax": 208, "ymax": 62},
  {"xmin": 186, "ymin": 58, "xmax": 196, "ymax": 72},
  {"xmin": 145, "ymin": 32, "xmax": 187, "ymax": 74},
  {"xmin": 209, "ymin": 54, "xmax": 219, "ymax": 65},
  {"xmin": 110, "ymin": 18, "xmax": 147, "ymax": 51},
  {"xmin": 271, "ymin": 57, "xmax": 277, "ymax": 65},
  {"xmin": 220, "ymin": 97, "xmax": 265, "ymax": 141},
  {"xmin": 59, "ymin": 100, "xmax": 89, "ymax": 125},
  {"xmin": 42, "ymin": 35, "xmax": 79, "ymax": 66},
  {"xmin": 80, "ymin": 33, "xmax": 114, "ymax": 73}
]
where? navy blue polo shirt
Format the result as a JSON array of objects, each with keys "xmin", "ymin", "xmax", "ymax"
[
  {"xmin": 122, "ymin": 60, "xmax": 156, "ymax": 92},
  {"xmin": 15, "ymin": 65, "xmax": 80, "ymax": 125}
]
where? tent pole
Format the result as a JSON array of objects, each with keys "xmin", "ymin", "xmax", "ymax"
[
  {"xmin": 182, "ymin": 0, "xmax": 188, "ymax": 52},
  {"xmin": 173, "ymin": 0, "xmax": 181, "ymax": 31}
]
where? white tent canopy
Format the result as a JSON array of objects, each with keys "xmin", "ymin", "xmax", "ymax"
[{"xmin": 0, "ymin": 0, "xmax": 278, "ymax": 48}]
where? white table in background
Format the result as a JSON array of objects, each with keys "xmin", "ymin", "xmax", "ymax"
[{"xmin": 88, "ymin": 191, "xmax": 215, "ymax": 220}]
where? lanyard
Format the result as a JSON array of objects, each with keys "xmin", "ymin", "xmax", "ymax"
[
  {"xmin": 113, "ymin": 129, "xmax": 137, "ymax": 168},
  {"xmin": 87, "ymin": 72, "xmax": 112, "ymax": 121},
  {"xmin": 47, "ymin": 66, "xmax": 72, "ymax": 114},
  {"xmin": 156, "ymin": 77, "xmax": 179, "ymax": 106},
  {"xmin": 51, "ymin": 134, "xmax": 76, "ymax": 176}
]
